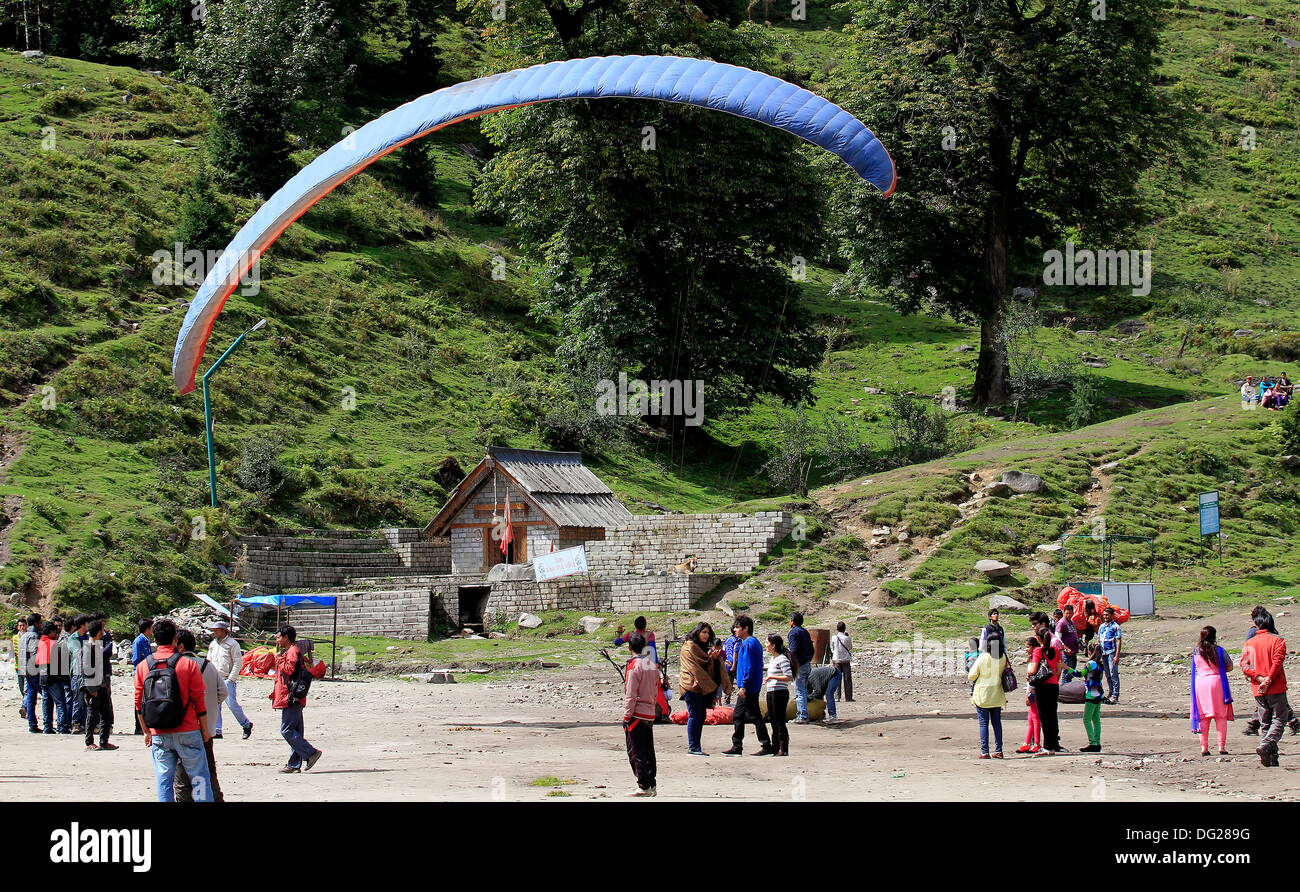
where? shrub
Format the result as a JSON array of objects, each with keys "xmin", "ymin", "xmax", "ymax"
[{"xmin": 1275, "ymin": 403, "xmax": 1300, "ymax": 454}]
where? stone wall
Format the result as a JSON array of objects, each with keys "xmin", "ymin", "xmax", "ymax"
[
  {"xmin": 586, "ymin": 511, "xmax": 793, "ymax": 575},
  {"xmin": 239, "ymin": 527, "xmax": 449, "ymax": 596},
  {"xmin": 291, "ymin": 582, "xmax": 435, "ymax": 641},
  {"xmin": 484, "ymin": 572, "xmax": 725, "ymax": 618}
]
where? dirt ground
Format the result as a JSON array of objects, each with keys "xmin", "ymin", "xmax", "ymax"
[{"xmin": 3, "ymin": 602, "xmax": 1299, "ymax": 802}]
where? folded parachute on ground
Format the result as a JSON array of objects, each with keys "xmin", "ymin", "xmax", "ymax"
[
  {"xmin": 240, "ymin": 645, "xmax": 277, "ymax": 678},
  {"xmin": 171, "ymin": 54, "xmax": 896, "ymax": 394},
  {"xmin": 1058, "ymin": 586, "xmax": 1130, "ymax": 625}
]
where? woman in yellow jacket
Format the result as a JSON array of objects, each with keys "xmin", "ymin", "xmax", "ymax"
[{"xmin": 968, "ymin": 638, "xmax": 1008, "ymax": 759}]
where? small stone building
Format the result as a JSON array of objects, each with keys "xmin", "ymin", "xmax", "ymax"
[{"xmin": 423, "ymin": 446, "xmax": 634, "ymax": 576}]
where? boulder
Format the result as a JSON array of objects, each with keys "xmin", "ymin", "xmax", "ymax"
[
  {"xmin": 976, "ymin": 559, "xmax": 1013, "ymax": 578},
  {"xmin": 21, "ymin": 50, "xmax": 46, "ymax": 61},
  {"xmin": 1032, "ymin": 562, "xmax": 1054, "ymax": 574},
  {"xmin": 984, "ymin": 482, "xmax": 1012, "ymax": 498},
  {"xmin": 864, "ymin": 386, "xmax": 884, "ymax": 395},
  {"xmin": 1001, "ymin": 470, "xmax": 1045, "ymax": 493},
  {"xmin": 487, "ymin": 562, "xmax": 533, "ymax": 582},
  {"xmin": 518, "ymin": 613, "xmax": 543, "ymax": 629},
  {"xmin": 1035, "ymin": 542, "xmax": 1063, "ymax": 554},
  {"xmin": 1281, "ymin": 455, "xmax": 1300, "ymax": 470},
  {"xmin": 988, "ymin": 594, "xmax": 1031, "ymax": 612},
  {"xmin": 578, "ymin": 616, "xmax": 604, "ymax": 635},
  {"xmin": 1098, "ymin": 460, "xmax": 1121, "ymax": 472},
  {"xmin": 1233, "ymin": 329, "xmax": 1253, "ymax": 338},
  {"xmin": 1074, "ymin": 329, "xmax": 1098, "ymax": 337},
  {"xmin": 951, "ymin": 344, "xmax": 975, "ymax": 353},
  {"xmin": 1116, "ymin": 319, "xmax": 1148, "ymax": 335}
]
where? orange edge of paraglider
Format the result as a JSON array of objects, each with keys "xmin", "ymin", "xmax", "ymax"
[{"xmin": 178, "ymin": 98, "xmax": 898, "ymax": 393}]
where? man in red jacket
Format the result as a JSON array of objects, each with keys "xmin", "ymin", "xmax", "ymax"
[
  {"xmin": 133, "ymin": 619, "xmax": 213, "ymax": 801},
  {"xmin": 271, "ymin": 625, "xmax": 322, "ymax": 774},
  {"xmin": 1241, "ymin": 614, "xmax": 1290, "ymax": 767}
]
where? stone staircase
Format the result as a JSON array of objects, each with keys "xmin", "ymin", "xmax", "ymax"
[{"xmin": 239, "ymin": 528, "xmax": 449, "ymax": 598}]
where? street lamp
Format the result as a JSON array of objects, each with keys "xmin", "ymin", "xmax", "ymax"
[{"xmin": 203, "ymin": 319, "xmax": 267, "ymax": 508}]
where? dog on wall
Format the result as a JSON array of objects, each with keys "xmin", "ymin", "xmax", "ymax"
[{"xmin": 671, "ymin": 557, "xmax": 698, "ymax": 574}]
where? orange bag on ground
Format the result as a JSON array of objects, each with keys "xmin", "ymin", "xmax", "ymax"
[
  {"xmin": 1057, "ymin": 586, "xmax": 1130, "ymax": 624},
  {"xmin": 240, "ymin": 645, "xmax": 277, "ymax": 678}
]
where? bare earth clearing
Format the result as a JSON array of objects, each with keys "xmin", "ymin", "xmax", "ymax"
[{"xmin": 3, "ymin": 603, "xmax": 1298, "ymax": 802}]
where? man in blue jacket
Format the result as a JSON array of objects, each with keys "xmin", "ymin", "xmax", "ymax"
[
  {"xmin": 788, "ymin": 612, "xmax": 814, "ymax": 723},
  {"xmin": 722, "ymin": 615, "xmax": 775, "ymax": 756}
]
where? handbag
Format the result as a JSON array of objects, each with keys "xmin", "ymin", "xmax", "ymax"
[
  {"xmin": 1001, "ymin": 658, "xmax": 1018, "ymax": 692},
  {"xmin": 1028, "ymin": 653, "xmax": 1053, "ymax": 688}
]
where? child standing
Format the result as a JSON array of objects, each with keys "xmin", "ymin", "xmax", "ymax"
[
  {"xmin": 1017, "ymin": 637, "xmax": 1042, "ymax": 754},
  {"xmin": 764, "ymin": 634, "xmax": 794, "ymax": 756},
  {"xmin": 1067, "ymin": 641, "xmax": 1106, "ymax": 753}
]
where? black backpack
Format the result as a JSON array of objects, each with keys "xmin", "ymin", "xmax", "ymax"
[
  {"xmin": 286, "ymin": 652, "xmax": 313, "ymax": 701},
  {"xmin": 142, "ymin": 654, "xmax": 187, "ymax": 729}
]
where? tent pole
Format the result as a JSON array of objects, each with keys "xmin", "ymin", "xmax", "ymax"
[{"xmin": 331, "ymin": 602, "xmax": 338, "ymax": 680}]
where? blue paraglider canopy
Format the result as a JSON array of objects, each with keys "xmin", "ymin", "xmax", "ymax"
[{"xmin": 172, "ymin": 54, "xmax": 896, "ymax": 394}]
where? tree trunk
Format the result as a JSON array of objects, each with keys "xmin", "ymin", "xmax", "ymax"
[{"xmin": 973, "ymin": 131, "xmax": 1015, "ymax": 408}]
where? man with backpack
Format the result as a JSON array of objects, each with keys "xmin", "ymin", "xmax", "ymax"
[
  {"xmin": 788, "ymin": 612, "xmax": 814, "ymax": 724},
  {"xmin": 35, "ymin": 621, "xmax": 73, "ymax": 735},
  {"xmin": 18, "ymin": 613, "xmax": 43, "ymax": 733},
  {"xmin": 272, "ymin": 625, "xmax": 322, "ymax": 774},
  {"xmin": 133, "ymin": 618, "xmax": 213, "ymax": 802},
  {"xmin": 174, "ymin": 629, "xmax": 226, "ymax": 802}
]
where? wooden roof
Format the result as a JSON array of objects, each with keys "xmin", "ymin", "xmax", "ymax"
[{"xmin": 423, "ymin": 447, "xmax": 632, "ymax": 538}]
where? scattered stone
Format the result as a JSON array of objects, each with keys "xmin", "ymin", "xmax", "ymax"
[
  {"xmin": 1256, "ymin": 298, "xmax": 1273, "ymax": 308},
  {"xmin": 21, "ymin": 50, "xmax": 46, "ymax": 61},
  {"xmin": 976, "ymin": 559, "xmax": 1013, "ymax": 578},
  {"xmin": 984, "ymin": 482, "xmax": 1012, "ymax": 498},
  {"xmin": 1283, "ymin": 36, "xmax": 1300, "ymax": 50},
  {"xmin": 518, "ymin": 613, "xmax": 543, "ymax": 629},
  {"xmin": 1074, "ymin": 329, "xmax": 1098, "ymax": 337},
  {"xmin": 1098, "ymin": 460, "xmax": 1121, "ymax": 472},
  {"xmin": 1281, "ymin": 455, "xmax": 1299, "ymax": 470},
  {"xmin": 1233, "ymin": 329, "xmax": 1253, "ymax": 338},
  {"xmin": 578, "ymin": 616, "xmax": 604, "ymax": 634},
  {"xmin": 1000, "ymin": 470, "xmax": 1045, "ymax": 494},
  {"xmin": 1082, "ymin": 359, "xmax": 1109, "ymax": 368},
  {"xmin": 999, "ymin": 525, "xmax": 1018, "ymax": 542},
  {"xmin": 951, "ymin": 344, "xmax": 975, "ymax": 353},
  {"xmin": 1116, "ymin": 319, "xmax": 1148, "ymax": 335},
  {"xmin": 1012, "ymin": 286, "xmax": 1038, "ymax": 300},
  {"xmin": 864, "ymin": 386, "xmax": 884, "ymax": 395},
  {"xmin": 988, "ymin": 594, "xmax": 1030, "ymax": 611},
  {"xmin": 1032, "ymin": 562, "xmax": 1054, "ymax": 574},
  {"xmin": 715, "ymin": 599, "xmax": 734, "ymax": 618}
]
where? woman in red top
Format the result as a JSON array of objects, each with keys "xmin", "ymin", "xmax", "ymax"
[{"xmin": 1027, "ymin": 628, "xmax": 1063, "ymax": 754}]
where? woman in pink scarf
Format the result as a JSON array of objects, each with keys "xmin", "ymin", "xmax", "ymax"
[{"xmin": 1191, "ymin": 625, "xmax": 1234, "ymax": 756}]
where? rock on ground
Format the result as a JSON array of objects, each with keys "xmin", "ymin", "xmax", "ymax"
[
  {"xmin": 988, "ymin": 594, "xmax": 1031, "ymax": 611},
  {"xmin": 518, "ymin": 613, "xmax": 542, "ymax": 629},
  {"xmin": 1001, "ymin": 470, "xmax": 1045, "ymax": 493},
  {"xmin": 976, "ymin": 559, "xmax": 1013, "ymax": 578}
]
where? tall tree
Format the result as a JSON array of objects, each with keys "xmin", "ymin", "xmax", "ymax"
[
  {"xmin": 832, "ymin": 0, "xmax": 1190, "ymax": 406},
  {"xmin": 191, "ymin": 0, "xmax": 353, "ymax": 196},
  {"xmin": 471, "ymin": 0, "xmax": 825, "ymax": 420}
]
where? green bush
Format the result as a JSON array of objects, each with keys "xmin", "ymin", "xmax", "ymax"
[{"xmin": 1275, "ymin": 403, "xmax": 1300, "ymax": 454}]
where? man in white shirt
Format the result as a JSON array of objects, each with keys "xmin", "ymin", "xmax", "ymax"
[
  {"xmin": 206, "ymin": 622, "xmax": 252, "ymax": 740},
  {"xmin": 1242, "ymin": 376, "xmax": 1258, "ymax": 408},
  {"xmin": 831, "ymin": 622, "xmax": 854, "ymax": 702}
]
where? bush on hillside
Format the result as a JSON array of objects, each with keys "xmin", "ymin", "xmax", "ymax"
[
  {"xmin": 1275, "ymin": 403, "xmax": 1300, "ymax": 454},
  {"xmin": 174, "ymin": 164, "xmax": 234, "ymax": 253}
]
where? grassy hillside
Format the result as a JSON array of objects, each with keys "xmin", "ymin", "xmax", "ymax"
[{"xmin": 0, "ymin": 0, "xmax": 1297, "ymax": 631}]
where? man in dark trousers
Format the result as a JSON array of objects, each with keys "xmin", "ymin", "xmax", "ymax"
[
  {"xmin": 174, "ymin": 630, "xmax": 226, "ymax": 802},
  {"xmin": 81, "ymin": 619, "xmax": 117, "ymax": 751},
  {"xmin": 1242, "ymin": 613, "xmax": 1291, "ymax": 767},
  {"xmin": 788, "ymin": 612, "xmax": 814, "ymax": 723},
  {"xmin": 272, "ymin": 625, "xmax": 322, "ymax": 774},
  {"xmin": 723, "ymin": 615, "xmax": 776, "ymax": 756},
  {"xmin": 621, "ymin": 632, "xmax": 659, "ymax": 797}
]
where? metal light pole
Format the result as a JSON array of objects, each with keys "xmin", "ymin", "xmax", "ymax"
[{"xmin": 203, "ymin": 319, "xmax": 267, "ymax": 508}]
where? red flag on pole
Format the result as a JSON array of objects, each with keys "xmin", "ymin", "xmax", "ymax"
[{"xmin": 500, "ymin": 490, "xmax": 514, "ymax": 560}]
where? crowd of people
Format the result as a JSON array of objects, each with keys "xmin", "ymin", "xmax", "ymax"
[
  {"xmin": 620, "ymin": 611, "xmax": 852, "ymax": 797},
  {"xmin": 10, "ymin": 611, "xmax": 324, "ymax": 801},
  {"xmin": 1240, "ymin": 373, "xmax": 1293, "ymax": 410},
  {"xmin": 968, "ymin": 604, "xmax": 1298, "ymax": 767}
]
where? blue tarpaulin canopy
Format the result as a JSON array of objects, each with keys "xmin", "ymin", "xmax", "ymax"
[
  {"xmin": 237, "ymin": 594, "xmax": 338, "ymax": 608},
  {"xmin": 233, "ymin": 594, "xmax": 339, "ymax": 678}
]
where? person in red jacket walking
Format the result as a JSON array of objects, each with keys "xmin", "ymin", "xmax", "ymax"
[
  {"xmin": 133, "ymin": 619, "xmax": 213, "ymax": 802},
  {"xmin": 621, "ymin": 632, "xmax": 659, "ymax": 797},
  {"xmin": 1240, "ymin": 614, "xmax": 1290, "ymax": 767},
  {"xmin": 271, "ymin": 625, "xmax": 323, "ymax": 774}
]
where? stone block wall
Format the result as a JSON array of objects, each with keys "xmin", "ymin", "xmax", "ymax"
[
  {"xmin": 238, "ymin": 527, "xmax": 449, "ymax": 596},
  {"xmin": 586, "ymin": 511, "xmax": 793, "ymax": 575},
  {"xmin": 291, "ymin": 583, "xmax": 435, "ymax": 641}
]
